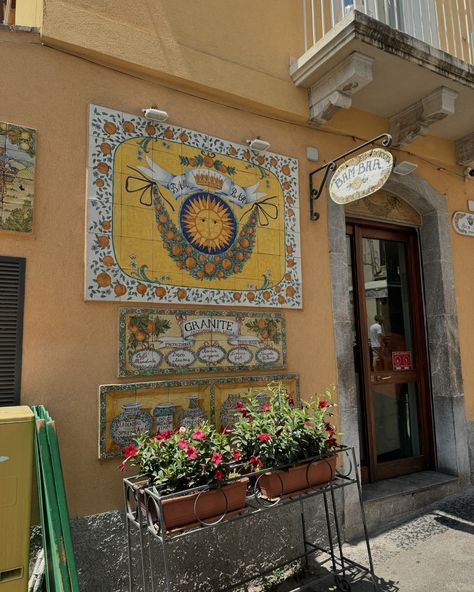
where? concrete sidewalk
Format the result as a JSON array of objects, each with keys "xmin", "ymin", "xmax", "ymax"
[{"xmin": 343, "ymin": 487, "xmax": 474, "ymax": 592}]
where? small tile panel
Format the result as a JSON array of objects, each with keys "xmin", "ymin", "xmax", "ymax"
[{"xmin": 99, "ymin": 373, "xmax": 299, "ymax": 458}]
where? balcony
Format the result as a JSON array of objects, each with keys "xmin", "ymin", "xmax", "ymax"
[{"xmin": 291, "ymin": 1, "xmax": 474, "ymax": 161}]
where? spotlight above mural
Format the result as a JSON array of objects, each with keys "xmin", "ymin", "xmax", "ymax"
[
  {"xmin": 247, "ymin": 138, "xmax": 271, "ymax": 152},
  {"xmin": 142, "ymin": 107, "xmax": 169, "ymax": 122}
]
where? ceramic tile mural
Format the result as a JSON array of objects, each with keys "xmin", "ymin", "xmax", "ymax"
[
  {"xmin": 119, "ymin": 308, "xmax": 286, "ymax": 376},
  {"xmin": 99, "ymin": 373, "xmax": 299, "ymax": 458},
  {"xmin": 0, "ymin": 122, "xmax": 36, "ymax": 232},
  {"xmin": 86, "ymin": 105, "xmax": 302, "ymax": 308}
]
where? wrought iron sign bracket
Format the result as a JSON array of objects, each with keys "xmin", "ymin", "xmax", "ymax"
[{"xmin": 309, "ymin": 133, "xmax": 392, "ymax": 221}]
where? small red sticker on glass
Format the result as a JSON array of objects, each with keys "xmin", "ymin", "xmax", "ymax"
[{"xmin": 392, "ymin": 351, "xmax": 412, "ymax": 371}]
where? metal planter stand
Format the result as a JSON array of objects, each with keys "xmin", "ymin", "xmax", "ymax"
[{"xmin": 123, "ymin": 446, "xmax": 377, "ymax": 592}]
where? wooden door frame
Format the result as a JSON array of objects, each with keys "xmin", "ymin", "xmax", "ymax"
[{"xmin": 346, "ymin": 218, "xmax": 434, "ymax": 482}]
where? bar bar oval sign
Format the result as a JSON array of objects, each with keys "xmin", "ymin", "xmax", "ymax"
[{"xmin": 329, "ymin": 148, "xmax": 393, "ymax": 205}]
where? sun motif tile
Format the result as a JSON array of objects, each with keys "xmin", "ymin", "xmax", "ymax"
[{"xmin": 86, "ymin": 105, "xmax": 302, "ymax": 308}]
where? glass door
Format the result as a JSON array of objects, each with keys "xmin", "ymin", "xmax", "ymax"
[{"xmin": 347, "ymin": 221, "xmax": 433, "ymax": 481}]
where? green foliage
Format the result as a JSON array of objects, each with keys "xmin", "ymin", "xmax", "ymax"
[
  {"xmin": 231, "ymin": 382, "xmax": 338, "ymax": 469},
  {"xmin": 0, "ymin": 201, "xmax": 33, "ymax": 232}
]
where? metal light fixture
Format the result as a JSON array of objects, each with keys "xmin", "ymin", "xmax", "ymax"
[
  {"xmin": 247, "ymin": 138, "xmax": 271, "ymax": 152},
  {"xmin": 393, "ymin": 161, "xmax": 418, "ymax": 175},
  {"xmin": 142, "ymin": 108, "xmax": 169, "ymax": 122}
]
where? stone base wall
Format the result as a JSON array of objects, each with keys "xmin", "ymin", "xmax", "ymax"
[
  {"xmin": 30, "ymin": 492, "xmax": 344, "ymax": 592},
  {"xmin": 468, "ymin": 420, "xmax": 474, "ymax": 485}
]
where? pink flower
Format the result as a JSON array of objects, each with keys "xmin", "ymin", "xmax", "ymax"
[
  {"xmin": 304, "ymin": 421, "xmax": 314, "ymax": 428},
  {"xmin": 319, "ymin": 400, "xmax": 330, "ymax": 409},
  {"xmin": 233, "ymin": 450, "xmax": 241, "ymax": 461},
  {"xmin": 123, "ymin": 443, "xmax": 138, "ymax": 458},
  {"xmin": 192, "ymin": 429, "xmax": 206, "ymax": 440},
  {"xmin": 258, "ymin": 433, "xmax": 271, "ymax": 442},
  {"xmin": 178, "ymin": 439, "xmax": 189, "ymax": 449},
  {"xmin": 179, "ymin": 426, "xmax": 186, "ymax": 434},
  {"xmin": 214, "ymin": 470, "xmax": 224, "ymax": 481},
  {"xmin": 186, "ymin": 446, "xmax": 198, "ymax": 460},
  {"xmin": 211, "ymin": 452, "xmax": 223, "ymax": 467},
  {"xmin": 262, "ymin": 403, "xmax": 271, "ymax": 412},
  {"xmin": 249, "ymin": 455, "xmax": 263, "ymax": 467}
]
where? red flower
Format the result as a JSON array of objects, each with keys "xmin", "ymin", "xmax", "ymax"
[
  {"xmin": 215, "ymin": 469, "xmax": 224, "ymax": 481},
  {"xmin": 178, "ymin": 439, "xmax": 189, "ymax": 449},
  {"xmin": 249, "ymin": 455, "xmax": 263, "ymax": 467},
  {"xmin": 262, "ymin": 403, "xmax": 271, "ymax": 412},
  {"xmin": 327, "ymin": 436, "xmax": 337, "ymax": 448},
  {"xmin": 304, "ymin": 421, "xmax": 314, "ymax": 428},
  {"xmin": 258, "ymin": 433, "xmax": 271, "ymax": 442},
  {"xmin": 118, "ymin": 462, "xmax": 126, "ymax": 472},
  {"xmin": 325, "ymin": 423, "xmax": 335, "ymax": 435},
  {"xmin": 123, "ymin": 443, "xmax": 138, "ymax": 458},
  {"xmin": 192, "ymin": 429, "xmax": 206, "ymax": 440},
  {"xmin": 155, "ymin": 430, "xmax": 173, "ymax": 441},
  {"xmin": 186, "ymin": 446, "xmax": 198, "ymax": 460},
  {"xmin": 233, "ymin": 450, "xmax": 241, "ymax": 461},
  {"xmin": 319, "ymin": 400, "xmax": 330, "ymax": 408},
  {"xmin": 285, "ymin": 395, "xmax": 295, "ymax": 407},
  {"xmin": 234, "ymin": 401, "xmax": 248, "ymax": 417},
  {"xmin": 211, "ymin": 452, "xmax": 223, "ymax": 466}
]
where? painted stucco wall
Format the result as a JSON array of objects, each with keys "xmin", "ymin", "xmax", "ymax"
[{"xmin": 1, "ymin": 30, "xmax": 473, "ymax": 519}]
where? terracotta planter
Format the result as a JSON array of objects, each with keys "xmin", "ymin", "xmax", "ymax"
[
  {"xmin": 146, "ymin": 477, "xmax": 249, "ymax": 531},
  {"xmin": 258, "ymin": 455, "xmax": 337, "ymax": 499}
]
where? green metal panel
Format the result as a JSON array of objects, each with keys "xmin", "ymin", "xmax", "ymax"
[{"xmin": 32, "ymin": 406, "xmax": 78, "ymax": 592}]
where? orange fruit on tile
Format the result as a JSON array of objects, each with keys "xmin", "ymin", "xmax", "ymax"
[
  {"xmin": 100, "ymin": 143, "xmax": 112, "ymax": 155},
  {"xmin": 145, "ymin": 124, "xmax": 156, "ymax": 135},
  {"xmin": 137, "ymin": 283, "xmax": 147, "ymax": 295},
  {"xmin": 204, "ymin": 262, "xmax": 216, "ymax": 275},
  {"xmin": 172, "ymin": 245, "xmax": 183, "ymax": 256},
  {"xmin": 222, "ymin": 259, "xmax": 232, "ymax": 270},
  {"xmin": 229, "ymin": 147, "xmax": 237, "ymax": 156},
  {"xmin": 155, "ymin": 287, "xmax": 166, "ymax": 298},
  {"xmin": 177, "ymin": 288, "xmax": 187, "ymax": 299},
  {"xmin": 164, "ymin": 128, "xmax": 174, "ymax": 139},
  {"xmin": 102, "ymin": 256, "xmax": 114, "ymax": 266},
  {"xmin": 204, "ymin": 156, "xmax": 213, "ymax": 167},
  {"xmin": 278, "ymin": 295, "xmax": 286, "ymax": 305},
  {"xmin": 240, "ymin": 238, "xmax": 249, "ymax": 249},
  {"xmin": 180, "ymin": 132, "xmax": 189, "ymax": 142},
  {"xmin": 96, "ymin": 163, "xmax": 109, "ymax": 174},
  {"xmin": 257, "ymin": 155, "xmax": 265, "ymax": 165},
  {"xmin": 95, "ymin": 179, "xmax": 105, "ymax": 187},
  {"xmin": 233, "ymin": 292, "xmax": 242, "ymax": 301},
  {"xmin": 281, "ymin": 164, "xmax": 290, "ymax": 175},
  {"xmin": 185, "ymin": 257, "xmax": 196, "ymax": 269},
  {"xmin": 123, "ymin": 121, "xmax": 135, "ymax": 133},
  {"xmin": 262, "ymin": 291, "xmax": 271, "ymax": 301},
  {"xmin": 96, "ymin": 236, "xmax": 109, "ymax": 248},
  {"xmin": 247, "ymin": 292, "xmax": 255, "ymax": 301},
  {"xmin": 101, "ymin": 220, "xmax": 111, "ymax": 230},
  {"xmin": 103, "ymin": 122, "xmax": 117, "ymax": 135},
  {"xmin": 286, "ymin": 286, "xmax": 296, "ymax": 297},
  {"xmin": 96, "ymin": 272, "xmax": 111, "ymax": 287},
  {"xmin": 114, "ymin": 284, "xmax": 127, "ymax": 296}
]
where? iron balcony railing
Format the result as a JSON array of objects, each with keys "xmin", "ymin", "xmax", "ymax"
[{"xmin": 302, "ymin": 0, "xmax": 474, "ymax": 64}]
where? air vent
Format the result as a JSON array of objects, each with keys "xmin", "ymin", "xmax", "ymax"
[{"xmin": 0, "ymin": 257, "xmax": 25, "ymax": 406}]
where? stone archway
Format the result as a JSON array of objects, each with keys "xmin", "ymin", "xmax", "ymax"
[{"xmin": 328, "ymin": 172, "xmax": 470, "ymax": 484}]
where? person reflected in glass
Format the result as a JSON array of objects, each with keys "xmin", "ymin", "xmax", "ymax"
[{"xmin": 369, "ymin": 314, "xmax": 385, "ymax": 371}]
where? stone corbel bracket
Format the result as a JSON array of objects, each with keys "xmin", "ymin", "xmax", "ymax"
[
  {"xmin": 455, "ymin": 131, "xmax": 474, "ymax": 167},
  {"xmin": 389, "ymin": 86, "xmax": 458, "ymax": 147},
  {"xmin": 308, "ymin": 52, "xmax": 374, "ymax": 127}
]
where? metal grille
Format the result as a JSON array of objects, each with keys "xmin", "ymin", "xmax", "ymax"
[{"xmin": 0, "ymin": 256, "xmax": 25, "ymax": 406}]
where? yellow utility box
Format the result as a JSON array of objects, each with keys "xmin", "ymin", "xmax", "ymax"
[{"xmin": 0, "ymin": 407, "xmax": 34, "ymax": 592}]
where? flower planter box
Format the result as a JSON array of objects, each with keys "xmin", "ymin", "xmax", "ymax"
[
  {"xmin": 258, "ymin": 455, "xmax": 337, "ymax": 499},
  {"xmin": 147, "ymin": 477, "xmax": 249, "ymax": 531}
]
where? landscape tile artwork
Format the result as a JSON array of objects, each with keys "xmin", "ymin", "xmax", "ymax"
[
  {"xmin": 119, "ymin": 308, "xmax": 286, "ymax": 376},
  {"xmin": 0, "ymin": 121, "xmax": 36, "ymax": 232},
  {"xmin": 86, "ymin": 105, "xmax": 302, "ymax": 308},
  {"xmin": 99, "ymin": 373, "xmax": 299, "ymax": 458}
]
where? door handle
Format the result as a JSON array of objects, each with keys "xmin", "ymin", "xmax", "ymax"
[{"xmin": 375, "ymin": 375, "xmax": 391, "ymax": 382}]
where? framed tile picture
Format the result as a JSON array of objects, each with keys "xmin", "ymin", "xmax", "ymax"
[{"xmin": 86, "ymin": 105, "xmax": 301, "ymax": 308}]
